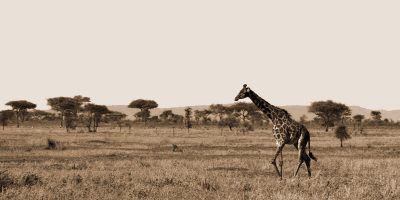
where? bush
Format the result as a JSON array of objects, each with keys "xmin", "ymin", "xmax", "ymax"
[
  {"xmin": 21, "ymin": 173, "xmax": 41, "ymax": 186},
  {"xmin": 0, "ymin": 171, "xmax": 14, "ymax": 192},
  {"xmin": 335, "ymin": 125, "xmax": 351, "ymax": 147},
  {"xmin": 46, "ymin": 138, "xmax": 65, "ymax": 150}
]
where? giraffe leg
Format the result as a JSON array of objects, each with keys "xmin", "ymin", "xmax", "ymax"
[
  {"xmin": 270, "ymin": 144, "xmax": 284, "ymax": 177},
  {"xmin": 294, "ymin": 143, "xmax": 304, "ymax": 177},
  {"xmin": 271, "ymin": 160, "xmax": 281, "ymax": 177},
  {"xmin": 279, "ymin": 150, "xmax": 283, "ymax": 179},
  {"xmin": 294, "ymin": 133, "xmax": 307, "ymax": 177},
  {"xmin": 294, "ymin": 160, "xmax": 303, "ymax": 177},
  {"xmin": 305, "ymin": 155, "xmax": 311, "ymax": 177}
]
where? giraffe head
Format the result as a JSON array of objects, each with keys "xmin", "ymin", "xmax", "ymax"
[{"xmin": 234, "ymin": 84, "xmax": 250, "ymax": 101}]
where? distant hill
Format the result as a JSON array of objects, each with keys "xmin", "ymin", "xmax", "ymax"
[{"xmin": 107, "ymin": 105, "xmax": 400, "ymax": 121}]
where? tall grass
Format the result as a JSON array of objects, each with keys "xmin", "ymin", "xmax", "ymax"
[{"xmin": 0, "ymin": 127, "xmax": 399, "ymax": 199}]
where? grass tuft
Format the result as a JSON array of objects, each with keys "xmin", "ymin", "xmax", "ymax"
[
  {"xmin": 46, "ymin": 138, "xmax": 66, "ymax": 150},
  {"xmin": 200, "ymin": 178, "xmax": 219, "ymax": 191},
  {"xmin": 0, "ymin": 171, "xmax": 14, "ymax": 192},
  {"xmin": 172, "ymin": 144, "xmax": 183, "ymax": 152},
  {"xmin": 21, "ymin": 173, "xmax": 41, "ymax": 186}
]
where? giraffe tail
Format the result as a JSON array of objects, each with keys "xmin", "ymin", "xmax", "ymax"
[{"xmin": 308, "ymin": 138, "xmax": 317, "ymax": 162}]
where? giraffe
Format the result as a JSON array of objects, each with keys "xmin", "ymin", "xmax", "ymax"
[{"xmin": 234, "ymin": 84, "xmax": 317, "ymax": 178}]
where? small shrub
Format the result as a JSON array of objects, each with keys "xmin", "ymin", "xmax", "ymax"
[
  {"xmin": 335, "ymin": 125, "xmax": 351, "ymax": 147},
  {"xmin": 172, "ymin": 144, "xmax": 183, "ymax": 152},
  {"xmin": 159, "ymin": 138, "xmax": 171, "ymax": 145},
  {"xmin": 72, "ymin": 174, "xmax": 83, "ymax": 184},
  {"xmin": 0, "ymin": 171, "xmax": 14, "ymax": 192},
  {"xmin": 46, "ymin": 138, "xmax": 65, "ymax": 150},
  {"xmin": 200, "ymin": 178, "xmax": 219, "ymax": 191},
  {"xmin": 243, "ymin": 122, "xmax": 254, "ymax": 132},
  {"xmin": 134, "ymin": 189, "xmax": 149, "ymax": 199},
  {"xmin": 148, "ymin": 177, "xmax": 175, "ymax": 187},
  {"xmin": 47, "ymin": 139, "xmax": 57, "ymax": 149},
  {"xmin": 21, "ymin": 173, "xmax": 41, "ymax": 186},
  {"xmin": 137, "ymin": 160, "xmax": 150, "ymax": 168},
  {"xmin": 243, "ymin": 183, "xmax": 252, "ymax": 192},
  {"xmin": 70, "ymin": 162, "xmax": 88, "ymax": 170}
]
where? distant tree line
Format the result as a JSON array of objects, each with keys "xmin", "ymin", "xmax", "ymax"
[{"xmin": 1, "ymin": 97, "xmax": 399, "ymax": 136}]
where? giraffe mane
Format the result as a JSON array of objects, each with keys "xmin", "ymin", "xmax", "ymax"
[{"xmin": 280, "ymin": 108, "xmax": 292, "ymax": 117}]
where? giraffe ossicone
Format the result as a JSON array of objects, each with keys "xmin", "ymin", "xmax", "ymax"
[{"xmin": 235, "ymin": 84, "xmax": 317, "ymax": 178}]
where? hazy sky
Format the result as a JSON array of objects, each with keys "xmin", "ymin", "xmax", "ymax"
[{"xmin": 1, "ymin": 1, "xmax": 399, "ymax": 110}]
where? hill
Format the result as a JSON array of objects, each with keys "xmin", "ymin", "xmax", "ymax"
[{"xmin": 107, "ymin": 105, "xmax": 400, "ymax": 121}]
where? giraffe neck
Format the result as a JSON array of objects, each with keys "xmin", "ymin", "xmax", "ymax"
[{"xmin": 247, "ymin": 89, "xmax": 280, "ymax": 121}]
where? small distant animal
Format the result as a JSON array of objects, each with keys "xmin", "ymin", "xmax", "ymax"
[{"xmin": 172, "ymin": 144, "xmax": 183, "ymax": 152}]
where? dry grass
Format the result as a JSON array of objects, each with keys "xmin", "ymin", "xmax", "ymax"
[{"xmin": 0, "ymin": 126, "xmax": 399, "ymax": 199}]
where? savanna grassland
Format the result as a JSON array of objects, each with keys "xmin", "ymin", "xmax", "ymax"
[{"xmin": 0, "ymin": 127, "xmax": 399, "ymax": 200}]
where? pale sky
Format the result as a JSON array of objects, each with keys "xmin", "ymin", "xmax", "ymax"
[{"xmin": 1, "ymin": 1, "xmax": 399, "ymax": 111}]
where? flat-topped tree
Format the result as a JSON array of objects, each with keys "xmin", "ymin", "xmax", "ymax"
[
  {"xmin": 47, "ymin": 96, "xmax": 90, "ymax": 129},
  {"xmin": 159, "ymin": 110, "xmax": 182, "ymax": 135},
  {"xmin": 230, "ymin": 102, "xmax": 257, "ymax": 123},
  {"xmin": 84, "ymin": 103, "xmax": 110, "ymax": 132},
  {"xmin": 194, "ymin": 109, "xmax": 212, "ymax": 125},
  {"xmin": 159, "ymin": 110, "xmax": 174, "ymax": 122},
  {"xmin": 29, "ymin": 110, "xmax": 56, "ymax": 121},
  {"xmin": 370, "ymin": 111, "xmax": 382, "ymax": 125},
  {"xmin": 218, "ymin": 115, "xmax": 239, "ymax": 134},
  {"xmin": 0, "ymin": 110, "xmax": 15, "ymax": 130},
  {"xmin": 250, "ymin": 110, "xmax": 267, "ymax": 127},
  {"xmin": 104, "ymin": 111, "xmax": 127, "ymax": 132},
  {"xmin": 5, "ymin": 100, "xmax": 37, "ymax": 128},
  {"xmin": 353, "ymin": 114, "xmax": 365, "ymax": 134},
  {"xmin": 210, "ymin": 104, "xmax": 228, "ymax": 121},
  {"xmin": 308, "ymin": 100, "xmax": 351, "ymax": 132},
  {"xmin": 128, "ymin": 99, "xmax": 158, "ymax": 124}
]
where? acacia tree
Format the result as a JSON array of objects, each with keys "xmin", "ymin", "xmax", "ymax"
[
  {"xmin": 352, "ymin": 114, "xmax": 364, "ymax": 134},
  {"xmin": 194, "ymin": 110, "xmax": 201, "ymax": 125},
  {"xmin": 250, "ymin": 110, "xmax": 267, "ymax": 128},
  {"xmin": 230, "ymin": 102, "xmax": 258, "ymax": 134},
  {"xmin": 159, "ymin": 110, "xmax": 182, "ymax": 135},
  {"xmin": 84, "ymin": 103, "xmax": 110, "ymax": 132},
  {"xmin": 121, "ymin": 119, "xmax": 133, "ymax": 133},
  {"xmin": 159, "ymin": 110, "xmax": 174, "ymax": 122},
  {"xmin": 28, "ymin": 110, "xmax": 56, "ymax": 121},
  {"xmin": 308, "ymin": 100, "xmax": 351, "ymax": 132},
  {"xmin": 184, "ymin": 107, "xmax": 193, "ymax": 134},
  {"xmin": 5, "ymin": 100, "xmax": 37, "ymax": 128},
  {"xmin": 0, "ymin": 110, "xmax": 15, "ymax": 130},
  {"xmin": 370, "ymin": 111, "xmax": 382, "ymax": 125},
  {"xmin": 218, "ymin": 115, "xmax": 239, "ymax": 135},
  {"xmin": 210, "ymin": 104, "xmax": 228, "ymax": 121},
  {"xmin": 194, "ymin": 109, "xmax": 212, "ymax": 125},
  {"xmin": 210, "ymin": 104, "xmax": 235, "ymax": 134},
  {"xmin": 299, "ymin": 115, "xmax": 308, "ymax": 124},
  {"xmin": 104, "ymin": 111, "xmax": 127, "ymax": 132},
  {"xmin": 134, "ymin": 109, "xmax": 150, "ymax": 123},
  {"xmin": 335, "ymin": 125, "xmax": 351, "ymax": 147},
  {"xmin": 230, "ymin": 102, "xmax": 257, "ymax": 122},
  {"xmin": 47, "ymin": 96, "xmax": 90, "ymax": 129},
  {"xmin": 128, "ymin": 99, "xmax": 158, "ymax": 124}
]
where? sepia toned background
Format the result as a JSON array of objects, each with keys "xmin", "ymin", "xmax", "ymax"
[{"xmin": 1, "ymin": 1, "xmax": 400, "ymax": 200}]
